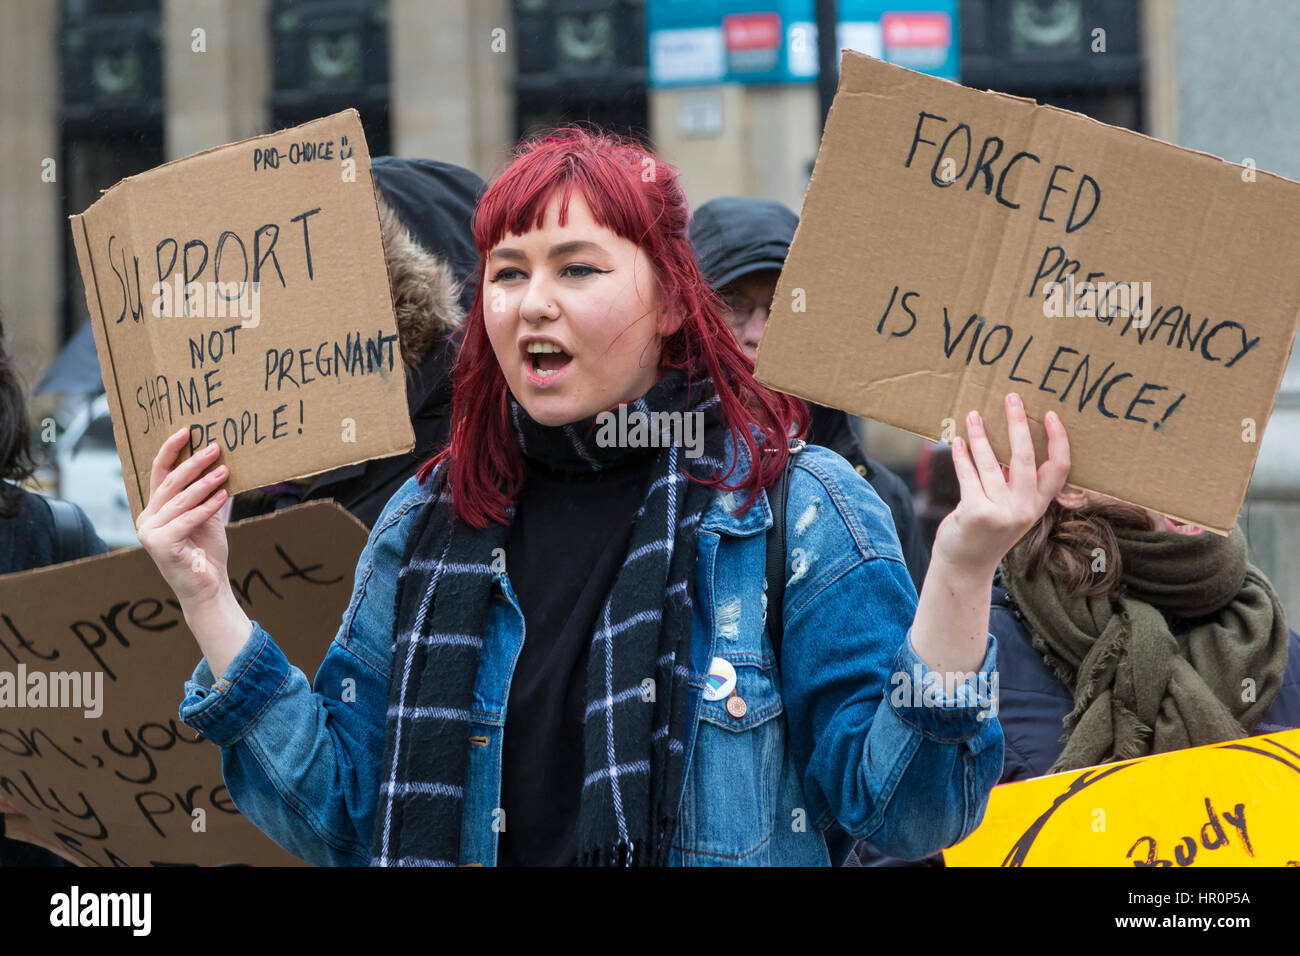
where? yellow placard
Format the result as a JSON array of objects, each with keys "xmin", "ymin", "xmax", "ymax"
[{"xmin": 944, "ymin": 728, "xmax": 1300, "ymax": 866}]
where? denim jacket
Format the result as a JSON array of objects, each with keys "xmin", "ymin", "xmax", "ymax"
[{"xmin": 179, "ymin": 430, "xmax": 1003, "ymax": 866}]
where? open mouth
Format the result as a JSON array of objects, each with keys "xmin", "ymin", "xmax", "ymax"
[{"xmin": 525, "ymin": 341, "xmax": 573, "ymax": 380}]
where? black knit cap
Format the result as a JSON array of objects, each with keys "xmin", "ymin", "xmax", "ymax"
[{"xmin": 688, "ymin": 196, "xmax": 798, "ymax": 291}]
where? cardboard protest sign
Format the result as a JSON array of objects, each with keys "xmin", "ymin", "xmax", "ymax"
[
  {"xmin": 70, "ymin": 110, "xmax": 413, "ymax": 522},
  {"xmin": 755, "ymin": 52, "xmax": 1300, "ymax": 534},
  {"xmin": 943, "ymin": 728, "xmax": 1300, "ymax": 866},
  {"xmin": 0, "ymin": 501, "xmax": 368, "ymax": 866}
]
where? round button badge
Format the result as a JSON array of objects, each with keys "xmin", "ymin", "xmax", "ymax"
[{"xmin": 703, "ymin": 657, "xmax": 737, "ymax": 701}]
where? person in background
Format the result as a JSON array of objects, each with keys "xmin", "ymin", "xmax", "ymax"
[
  {"xmin": 0, "ymin": 313, "xmax": 108, "ymax": 866},
  {"xmin": 229, "ymin": 157, "xmax": 484, "ymax": 529},
  {"xmin": 992, "ymin": 488, "xmax": 1300, "ymax": 782},
  {"xmin": 689, "ymin": 196, "xmax": 930, "ymax": 591}
]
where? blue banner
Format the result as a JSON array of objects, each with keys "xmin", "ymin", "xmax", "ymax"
[{"xmin": 648, "ymin": 0, "xmax": 959, "ymax": 86}]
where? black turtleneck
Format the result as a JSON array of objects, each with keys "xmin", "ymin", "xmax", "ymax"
[{"xmin": 496, "ymin": 454, "xmax": 653, "ymax": 866}]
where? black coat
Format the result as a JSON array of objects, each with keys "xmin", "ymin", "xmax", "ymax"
[
  {"xmin": 0, "ymin": 483, "xmax": 108, "ymax": 574},
  {"xmin": 990, "ymin": 579, "xmax": 1300, "ymax": 782}
]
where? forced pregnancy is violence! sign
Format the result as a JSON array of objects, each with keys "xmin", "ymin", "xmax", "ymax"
[{"xmin": 756, "ymin": 53, "xmax": 1300, "ymax": 535}]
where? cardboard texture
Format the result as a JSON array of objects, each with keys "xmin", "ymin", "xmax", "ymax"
[
  {"xmin": 0, "ymin": 501, "xmax": 369, "ymax": 866},
  {"xmin": 70, "ymin": 110, "xmax": 414, "ymax": 522},
  {"xmin": 755, "ymin": 52, "xmax": 1300, "ymax": 534},
  {"xmin": 943, "ymin": 727, "xmax": 1300, "ymax": 866}
]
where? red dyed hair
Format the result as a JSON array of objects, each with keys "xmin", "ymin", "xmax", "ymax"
[{"xmin": 416, "ymin": 125, "xmax": 808, "ymax": 528}]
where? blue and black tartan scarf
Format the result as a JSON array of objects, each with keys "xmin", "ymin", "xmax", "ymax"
[{"xmin": 372, "ymin": 369, "xmax": 726, "ymax": 866}]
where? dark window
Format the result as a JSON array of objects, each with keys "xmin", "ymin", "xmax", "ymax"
[
  {"xmin": 59, "ymin": 0, "xmax": 166, "ymax": 345},
  {"xmin": 270, "ymin": 0, "xmax": 391, "ymax": 154},
  {"xmin": 960, "ymin": 0, "xmax": 1142, "ymax": 131},
  {"xmin": 513, "ymin": 0, "xmax": 649, "ymax": 143}
]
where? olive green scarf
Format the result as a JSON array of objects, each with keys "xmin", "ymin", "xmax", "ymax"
[{"xmin": 1001, "ymin": 523, "xmax": 1289, "ymax": 774}]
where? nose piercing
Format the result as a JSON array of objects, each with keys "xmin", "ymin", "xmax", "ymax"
[{"xmin": 525, "ymin": 302, "xmax": 556, "ymax": 325}]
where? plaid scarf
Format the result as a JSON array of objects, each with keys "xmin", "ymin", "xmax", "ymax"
[{"xmin": 372, "ymin": 369, "xmax": 726, "ymax": 866}]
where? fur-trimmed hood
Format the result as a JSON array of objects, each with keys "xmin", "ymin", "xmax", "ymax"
[
  {"xmin": 377, "ymin": 196, "xmax": 463, "ymax": 371},
  {"xmin": 371, "ymin": 156, "xmax": 484, "ymax": 373}
]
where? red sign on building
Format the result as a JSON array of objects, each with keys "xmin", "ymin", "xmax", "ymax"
[
  {"xmin": 882, "ymin": 12, "xmax": 951, "ymax": 48},
  {"xmin": 723, "ymin": 12, "xmax": 781, "ymax": 52}
]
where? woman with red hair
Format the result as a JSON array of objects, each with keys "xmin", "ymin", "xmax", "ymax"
[{"xmin": 134, "ymin": 126, "xmax": 1070, "ymax": 866}]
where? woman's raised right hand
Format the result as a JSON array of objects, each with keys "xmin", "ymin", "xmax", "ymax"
[{"xmin": 135, "ymin": 426, "xmax": 232, "ymax": 611}]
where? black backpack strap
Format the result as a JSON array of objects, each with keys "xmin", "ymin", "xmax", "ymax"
[
  {"xmin": 44, "ymin": 496, "xmax": 84, "ymax": 565},
  {"xmin": 764, "ymin": 439, "xmax": 804, "ymax": 661}
]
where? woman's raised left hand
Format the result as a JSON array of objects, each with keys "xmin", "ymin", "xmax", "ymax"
[{"xmin": 932, "ymin": 392, "xmax": 1071, "ymax": 577}]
